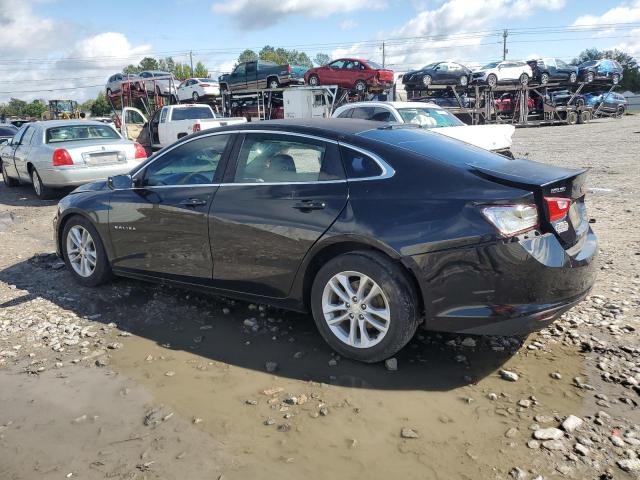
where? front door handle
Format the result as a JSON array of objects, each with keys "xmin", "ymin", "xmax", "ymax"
[
  {"xmin": 293, "ymin": 200, "xmax": 326, "ymax": 211},
  {"xmin": 179, "ymin": 198, "xmax": 207, "ymax": 207}
]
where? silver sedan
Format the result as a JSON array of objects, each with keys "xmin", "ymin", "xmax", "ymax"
[{"xmin": 0, "ymin": 120, "xmax": 147, "ymax": 199}]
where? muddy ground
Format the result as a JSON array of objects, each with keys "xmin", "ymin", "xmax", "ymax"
[{"xmin": 0, "ymin": 116, "xmax": 638, "ymax": 480}]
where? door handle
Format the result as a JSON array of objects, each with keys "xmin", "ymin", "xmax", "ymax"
[
  {"xmin": 179, "ymin": 198, "xmax": 207, "ymax": 207},
  {"xmin": 293, "ymin": 200, "xmax": 326, "ymax": 211}
]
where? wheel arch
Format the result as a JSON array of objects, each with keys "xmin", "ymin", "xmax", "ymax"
[
  {"xmin": 56, "ymin": 210, "xmax": 107, "ymax": 260},
  {"xmin": 295, "ymin": 236, "xmax": 425, "ymax": 316}
]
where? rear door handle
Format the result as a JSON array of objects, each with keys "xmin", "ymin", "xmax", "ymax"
[
  {"xmin": 179, "ymin": 198, "xmax": 207, "ymax": 207},
  {"xmin": 293, "ymin": 200, "xmax": 326, "ymax": 211}
]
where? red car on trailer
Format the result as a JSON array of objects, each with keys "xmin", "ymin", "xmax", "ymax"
[{"xmin": 304, "ymin": 58, "xmax": 394, "ymax": 94}]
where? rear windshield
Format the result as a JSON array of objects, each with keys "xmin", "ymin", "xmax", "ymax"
[
  {"xmin": 367, "ymin": 61, "xmax": 383, "ymax": 69},
  {"xmin": 397, "ymin": 107, "xmax": 465, "ymax": 128},
  {"xmin": 46, "ymin": 125, "xmax": 120, "ymax": 143},
  {"xmin": 358, "ymin": 127, "xmax": 511, "ymax": 169},
  {"xmin": 482, "ymin": 61, "xmax": 500, "ymax": 69},
  {"xmin": 579, "ymin": 60, "xmax": 597, "ymax": 67},
  {"xmin": 171, "ymin": 107, "xmax": 215, "ymax": 121},
  {"xmin": 0, "ymin": 126, "xmax": 18, "ymax": 136}
]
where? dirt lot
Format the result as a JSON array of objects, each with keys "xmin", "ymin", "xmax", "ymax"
[{"xmin": 0, "ymin": 116, "xmax": 638, "ymax": 480}]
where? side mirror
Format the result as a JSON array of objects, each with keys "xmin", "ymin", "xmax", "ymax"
[{"xmin": 108, "ymin": 174, "xmax": 134, "ymax": 190}]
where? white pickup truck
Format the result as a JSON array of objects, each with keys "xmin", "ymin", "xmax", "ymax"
[{"xmin": 120, "ymin": 104, "xmax": 246, "ymax": 150}]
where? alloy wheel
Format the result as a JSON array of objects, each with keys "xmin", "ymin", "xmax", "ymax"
[
  {"xmin": 569, "ymin": 72, "xmax": 577, "ymax": 83},
  {"xmin": 321, "ymin": 271, "xmax": 391, "ymax": 349},
  {"xmin": 66, "ymin": 225, "xmax": 97, "ymax": 278},
  {"xmin": 309, "ymin": 75, "xmax": 319, "ymax": 86},
  {"xmin": 460, "ymin": 75, "xmax": 468, "ymax": 86},
  {"xmin": 31, "ymin": 170, "xmax": 42, "ymax": 196},
  {"xmin": 193, "ymin": 92, "xmax": 199, "ymax": 101}
]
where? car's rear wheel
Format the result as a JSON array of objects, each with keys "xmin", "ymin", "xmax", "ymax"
[
  {"xmin": 615, "ymin": 106, "xmax": 625, "ymax": 118},
  {"xmin": 268, "ymin": 77, "xmax": 280, "ymax": 89},
  {"xmin": 612, "ymin": 74, "xmax": 620, "ymax": 85},
  {"xmin": 586, "ymin": 71, "xmax": 594, "ymax": 83},
  {"xmin": 569, "ymin": 72, "xmax": 577, "ymax": 83},
  {"xmin": 566, "ymin": 111, "xmax": 578, "ymax": 125},
  {"xmin": 30, "ymin": 167, "xmax": 55, "ymax": 200},
  {"xmin": 540, "ymin": 72, "xmax": 549, "ymax": 84},
  {"xmin": 487, "ymin": 74, "xmax": 497, "ymax": 88},
  {"xmin": 310, "ymin": 251, "xmax": 420, "ymax": 363},
  {"xmin": 192, "ymin": 91, "xmax": 200, "ymax": 101},
  {"xmin": 459, "ymin": 75, "xmax": 468, "ymax": 86},
  {"xmin": 578, "ymin": 110, "xmax": 591, "ymax": 124},
  {"xmin": 519, "ymin": 73, "xmax": 529, "ymax": 86},
  {"xmin": 62, "ymin": 216, "xmax": 112, "ymax": 287},
  {"xmin": 354, "ymin": 80, "xmax": 367, "ymax": 94},
  {"xmin": 422, "ymin": 75, "xmax": 432, "ymax": 87},
  {"xmin": 2, "ymin": 161, "xmax": 18, "ymax": 187},
  {"xmin": 308, "ymin": 74, "xmax": 320, "ymax": 86}
]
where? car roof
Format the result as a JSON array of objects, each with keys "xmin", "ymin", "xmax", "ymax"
[
  {"xmin": 335, "ymin": 101, "xmax": 440, "ymax": 110},
  {"xmin": 38, "ymin": 120, "xmax": 117, "ymax": 128},
  {"xmin": 195, "ymin": 118, "xmax": 383, "ymax": 140}
]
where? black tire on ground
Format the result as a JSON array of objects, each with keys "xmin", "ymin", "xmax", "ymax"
[
  {"xmin": 2, "ymin": 161, "xmax": 18, "ymax": 187},
  {"xmin": 487, "ymin": 74, "xmax": 497, "ymax": 88},
  {"xmin": 578, "ymin": 110, "xmax": 591, "ymax": 124},
  {"xmin": 61, "ymin": 215, "xmax": 113, "ymax": 287},
  {"xmin": 354, "ymin": 80, "xmax": 367, "ymax": 94},
  {"xmin": 615, "ymin": 106, "xmax": 625, "ymax": 118},
  {"xmin": 310, "ymin": 250, "xmax": 421, "ymax": 363},
  {"xmin": 566, "ymin": 111, "xmax": 578, "ymax": 125},
  {"xmin": 540, "ymin": 72, "xmax": 549, "ymax": 85},
  {"xmin": 30, "ymin": 167, "xmax": 55, "ymax": 200},
  {"xmin": 308, "ymin": 74, "xmax": 320, "ymax": 86},
  {"xmin": 267, "ymin": 77, "xmax": 280, "ymax": 89}
]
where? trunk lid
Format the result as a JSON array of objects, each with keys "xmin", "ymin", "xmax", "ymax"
[
  {"xmin": 470, "ymin": 159, "xmax": 589, "ymax": 248},
  {"xmin": 435, "ymin": 124, "xmax": 514, "ymax": 152}
]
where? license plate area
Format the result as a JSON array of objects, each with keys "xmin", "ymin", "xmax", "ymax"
[{"xmin": 83, "ymin": 151, "xmax": 125, "ymax": 166}]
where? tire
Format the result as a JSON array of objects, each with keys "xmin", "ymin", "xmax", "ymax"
[
  {"xmin": 267, "ymin": 77, "xmax": 280, "ymax": 89},
  {"xmin": 61, "ymin": 215, "xmax": 112, "ymax": 287},
  {"xmin": 422, "ymin": 75, "xmax": 432, "ymax": 87},
  {"xmin": 586, "ymin": 72, "xmax": 594, "ymax": 83},
  {"xmin": 30, "ymin": 167, "xmax": 55, "ymax": 200},
  {"xmin": 569, "ymin": 72, "xmax": 577, "ymax": 83},
  {"xmin": 2, "ymin": 161, "xmax": 18, "ymax": 187},
  {"xmin": 612, "ymin": 74, "xmax": 620, "ymax": 85},
  {"xmin": 310, "ymin": 251, "xmax": 420, "ymax": 363},
  {"xmin": 566, "ymin": 111, "xmax": 578, "ymax": 125},
  {"xmin": 487, "ymin": 74, "xmax": 497, "ymax": 88},
  {"xmin": 540, "ymin": 72, "xmax": 549, "ymax": 85},
  {"xmin": 459, "ymin": 75, "xmax": 468, "ymax": 87},
  {"xmin": 308, "ymin": 74, "xmax": 320, "ymax": 87},
  {"xmin": 615, "ymin": 106, "xmax": 625, "ymax": 118},
  {"xmin": 192, "ymin": 91, "xmax": 200, "ymax": 101},
  {"xmin": 354, "ymin": 80, "xmax": 367, "ymax": 94},
  {"xmin": 578, "ymin": 110, "xmax": 591, "ymax": 124},
  {"xmin": 519, "ymin": 73, "xmax": 529, "ymax": 86}
]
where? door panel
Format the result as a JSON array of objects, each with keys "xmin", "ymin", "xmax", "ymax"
[
  {"xmin": 14, "ymin": 126, "xmax": 35, "ymax": 178},
  {"xmin": 209, "ymin": 133, "xmax": 348, "ymax": 297}
]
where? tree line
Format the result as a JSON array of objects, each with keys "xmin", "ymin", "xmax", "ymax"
[{"xmin": 122, "ymin": 56, "xmax": 209, "ymax": 80}]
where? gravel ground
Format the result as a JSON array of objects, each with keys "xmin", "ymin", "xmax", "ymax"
[{"xmin": 0, "ymin": 116, "xmax": 638, "ymax": 479}]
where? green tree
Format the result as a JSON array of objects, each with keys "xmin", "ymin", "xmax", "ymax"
[
  {"xmin": 193, "ymin": 61, "xmax": 208, "ymax": 78},
  {"xmin": 173, "ymin": 63, "xmax": 192, "ymax": 80},
  {"xmin": 238, "ymin": 49, "xmax": 258, "ymax": 63},
  {"xmin": 5, "ymin": 98, "xmax": 27, "ymax": 117},
  {"xmin": 313, "ymin": 53, "xmax": 331, "ymax": 66},
  {"xmin": 123, "ymin": 64, "xmax": 140, "ymax": 74},
  {"xmin": 139, "ymin": 57, "xmax": 159, "ymax": 71},
  {"xmin": 22, "ymin": 100, "xmax": 47, "ymax": 118},
  {"xmin": 90, "ymin": 92, "xmax": 111, "ymax": 117}
]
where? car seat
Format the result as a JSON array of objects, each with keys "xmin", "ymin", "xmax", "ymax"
[{"xmin": 264, "ymin": 154, "xmax": 296, "ymax": 181}]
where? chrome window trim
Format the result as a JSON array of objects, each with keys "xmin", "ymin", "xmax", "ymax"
[{"xmin": 131, "ymin": 128, "xmax": 394, "ymax": 187}]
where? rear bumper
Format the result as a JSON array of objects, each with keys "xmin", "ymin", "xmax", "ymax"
[
  {"xmin": 39, "ymin": 161, "xmax": 142, "ymax": 187},
  {"xmin": 408, "ymin": 229, "xmax": 598, "ymax": 336}
]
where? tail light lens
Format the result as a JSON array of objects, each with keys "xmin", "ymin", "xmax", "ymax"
[
  {"xmin": 199, "ymin": 83, "xmax": 210, "ymax": 87},
  {"xmin": 545, "ymin": 197, "xmax": 571, "ymax": 222},
  {"xmin": 287, "ymin": 65, "xmax": 292, "ymax": 74},
  {"xmin": 52, "ymin": 148, "xmax": 73, "ymax": 166},
  {"xmin": 193, "ymin": 122, "xmax": 201, "ymax": 132},
  {"xmin": 133, "ymin": 142, "xmax": 147, "ymax": 159},
  {"xmin": 481, "ymin": 204, "xmax": 538, "ymax": 237}
]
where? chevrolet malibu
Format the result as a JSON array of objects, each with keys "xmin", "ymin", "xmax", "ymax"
[
  {"xmin": 53, "ymin": 119, "xmax": 597, "ymax": 363},
  {"xmin": 1, "ymin": 120, "xmax": 147, "ymax": 199}
]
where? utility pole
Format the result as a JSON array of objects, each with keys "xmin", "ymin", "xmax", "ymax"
[
  {"xmin": 382, "ymin": 41, "xmax": 385, "ymax": 68},
  {"xmin": 502, "ymin": 30, "xmax": 508, "ymax": 60},
  {"xmin": 189, "ymin": 51, "xmax": 194, "ymax": 76}
]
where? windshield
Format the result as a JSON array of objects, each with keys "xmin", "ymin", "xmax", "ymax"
[
  {"xmin": 198, "ymin": 78, "xmax": 215, "ymax": 82},
  {"xmin": 46, "ymin": 124, "xmax": 120, "ymax": 143},
  {"xmin": 421, "ymin": 63, "xmax": 437, "ymax": 70},
  {"xmin": 579, "ymin": 60, "xmax": 597, "ymax": 67},
  {"xmin": 171, "ymin": 107, "xmax": 215, "ymax": 121},
  {"xmin": 367, "ymin": 61, "xmax": 383, "ymax": 69},
  {"xmin": 397, "ymin": 107, "xmax": 465, "ymax": 128},
  {"xmin": 481, "ymin": 61, "xmax": 501, "ymax": 69}
]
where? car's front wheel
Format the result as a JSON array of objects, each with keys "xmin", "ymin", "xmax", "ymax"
[
  {"xmin": 612, "ymin": 74, "xmax": 620, "ymax": 85},
  {"xmin": 519, "ymin": 73, "xmax": 529, "ymax": 85},
  {"xmin": 310, "ymin": 251, "xmax": 420, "ymax": 363},
  {"xmin": 487, "ymin": 74, "xmax": 497, "ymax": 88},
  {"xmin": 308, "ymin": 74, "xmax": 320, "ymax": 86},
  {"xmin": 192, "ymin": 91, "xmax": 200, "ymax": 101},
  {"xmin": 540, "ymin": 72, "xmax": 549, "ymax": 84},
  {"xmin": 354, "ymin": 80, "xmax": 367, "ymax": 94},
  {"xmin": 459, "ymin": 75, "xmax": 468, "ymax": 86},
  {"xmin": 62, "ymin": 216, "xmax": 112, "ymax": 287},
  {"xmin": 569, "ymin": 72, "xmax": 577, "ymax": 83}
]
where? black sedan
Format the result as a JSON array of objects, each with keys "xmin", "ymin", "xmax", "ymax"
[
  {"xmin": 403, "ymin": 62, "xmax": 472, "ymax": 90},
  {"xmin": 54, "ymin": 119, "xmax": 598, "ymax": 363},
  {"xmin": 577, "ymin": 59, "xmax": 623, "ymax": 84}
]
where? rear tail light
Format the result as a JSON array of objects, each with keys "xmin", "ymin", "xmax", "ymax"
[
  {"xmin": 287, "ymin": 65, "xmax": 292, "ymax": 74},
  {"xmin": 481, "ymin": 204, "xmax": 538, "ymax": 237},
  {"xmin": 133, "ymin": 142, "xmax": 147, "ymax": 159},
  {"xmin": 199, "ymin": 83, "xmax": 210, "ymax": 87},
  {"xmin": 544, "ymin": 197, "xmax": 571, "ymax": 222},
  {"xmin": 193, "ymin": 122, "xmax": 201, "ymax": 132},
  {"xmin": 52, "ymin": 148, "xmax": 73, "ymax": 166}
]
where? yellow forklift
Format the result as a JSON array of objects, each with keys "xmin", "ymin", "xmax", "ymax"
[{"xmin": 41, "ymin": 100, "xmax": 81, "ymax": 120}]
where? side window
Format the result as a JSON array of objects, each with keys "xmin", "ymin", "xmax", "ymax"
[
  {"xmin": 246, "ymin": 62, "xmax": 257, "ymax": 74},
  {"xmin": 336, "ymin": 108, "xmax": 354, "ymax": 119},
  {"xmin": 143, "ymin": 134, "xmax": 230, "ymax": 187},
  {"xmin": 371, "ymin": 107, "xmax": 393, "ymax": 122},
  {"xmin": 340, "ymin": 147, "xmax": 383, "ymax": 179},
  {"xmin": 234, "ymin": 64, "xmax": 246, "ymax": 75},
  {"xmin": 21, "ymin": 127, "xmax": 36, "ymax": 145},
  {"xmin": 13, "ymin": 125, "xmax": 28, "ymax": 144},
  {"xmin": 125, "ymin": 109, "xmax": 145, "ymax": 125},
  {"xmin": 349, "ymin": 107, "xmax": 374, "ymax": 120},
  {"xmin": 329, "ymin": 60, "xmax": 345, "ymax": 69},
  {"xmin": 233, "ymin": 133, "xmax": 344, "ymax": 183},
  {"xmin": 159, "ymin": 108, "xmax": 168, "ymax": 123}
]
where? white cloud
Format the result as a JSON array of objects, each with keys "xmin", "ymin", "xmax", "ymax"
[
  {"xmin": 340, "ymin": 19, "xmax": 358, "ymax": 31},
  {"xmin": 0, "ymin": 0, "xmax": 66, "ymax": 53},
  {"xmin": 572, "ymin": 1, "xmax": 640, "ymax": 28},
  {"xmin": 212, "ymin": 0, "xmax": 385, "ymax": 29}
]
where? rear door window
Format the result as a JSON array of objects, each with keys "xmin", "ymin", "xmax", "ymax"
[{"xmin": 340, "ymin": 146, "xmax": 383, "ymax": 179}]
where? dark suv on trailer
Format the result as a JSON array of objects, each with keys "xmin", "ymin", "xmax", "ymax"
[{"xmin": 54, "ymin": 119, "xmax": 598, "ymax": 363}]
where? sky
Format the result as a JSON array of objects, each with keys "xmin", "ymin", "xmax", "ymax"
[{"xmin": 0, "ymin": 0, "xmax": 639, "ymax": 103}]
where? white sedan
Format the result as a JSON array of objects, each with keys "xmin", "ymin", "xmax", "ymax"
[
  {"xmin": 470, "ymin": 60, "xmax": 533, "ymax": 87},
  {"xmin": 332, "ymin": 101, "xmax": 515, "ymax": 157},
  {"xmin": 177, "ymin": 78, "xmax": 221, "ymax": 102}
]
